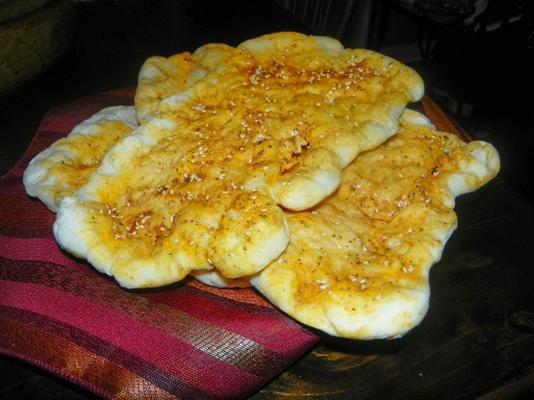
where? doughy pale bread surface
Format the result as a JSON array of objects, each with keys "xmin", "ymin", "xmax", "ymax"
[
  {"xmin": 135, "ymin": 44, "xmax": 239, "ymax": 124},
  {"xmin": 251, "ymin": 110, "xmax": 500, "ymax": 339},
  {"xmin": 191, "ymin": 270, "xmax": 251, "ymax": 289},
  {"xmin": 23, "ymin": 106, "xmax": 137, "ymax": 211},
  {"xmin": 197, "ymin": 110, "xmax": 500, "ymax": 339},
  {"xmin": 154, "ymin": 32, "xmax": 424, "ymax": 211},
  {"xmin": 135, "ymin": 52, "xmax": 199, "ymax": 124},
  {"xmin": 53, "ymin": 32, "xmax": 423, "ymax": 287},
  {"xmin": 53, "ymin": 115, "xmax": 289, "ymax": 287}
]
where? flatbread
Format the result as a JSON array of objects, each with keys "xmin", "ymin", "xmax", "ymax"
[
  {"xmin": 23, "ymin": 106, "xmax": 137, "ymax": 211},
  {"xmin": 53, "ymin": 117, "xmax": 289, "ymax": 288},
  {"xmin": 135, "ymin": 44, "xmax": 236, "ymax": 124},
  {"xmin": 53, "ymin": 32, "xmax": 424, "ymax": 287},
  {"xmin": 197, "ymin": 110, "xmax": 500, "ymax": 339},
  {"xmin": 154, "ymin": 32, "xmax": 424, "ymax": 211}
]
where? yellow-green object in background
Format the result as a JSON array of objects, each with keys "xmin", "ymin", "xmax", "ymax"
[{"xmin": 0, "ymin": 0, "xmax": 74, "ymax": 97}]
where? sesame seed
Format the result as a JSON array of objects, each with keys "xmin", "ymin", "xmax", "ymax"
[
  {"xmin": 193, "ymin": 103, "xmax": 206, "ymax": 112},
  {"xmin": 396, "ymin": 199, "xmax": 408, "ymax": 208},
  {"xmin": 402, "ymin": 265, "xmax": 414, "ymax": 273},
  {"xmin": 316, "ymin": 279, "xmax": 329, "ymax": 290}
]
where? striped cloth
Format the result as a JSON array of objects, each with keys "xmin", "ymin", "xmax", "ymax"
[{"xmin": 0, "ymin": 90, "xmax": 319, "ymax": 399}]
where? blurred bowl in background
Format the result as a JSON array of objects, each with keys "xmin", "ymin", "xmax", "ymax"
[{"xmin": 0, "ymin": 0, "xmax": 75, "ymax": 98}]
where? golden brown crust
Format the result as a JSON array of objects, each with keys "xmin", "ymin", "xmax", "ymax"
[
  {"xmin": 249, "ymin": 110, "xmax": 500, "ymax": 339},
  {"xmin": 23, "ymin": 106, "xmax": 137, "ymax": 211},
  {"xmin": 156, "ymin": 32, "xmax": 424, "ymax": 210},
  {"xmin": 135, "ymin": 52, "xmax": 200, "ymax": 124}
]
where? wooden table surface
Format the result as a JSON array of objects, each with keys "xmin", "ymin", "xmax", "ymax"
[{"xmin": 1, "ymin": 1, "xmax": 534, "ymax": 399}]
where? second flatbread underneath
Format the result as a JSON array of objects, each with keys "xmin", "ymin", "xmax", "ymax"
[
  {"xmin": 196, "ymin": 110, "xmax": 500, "ymax": 339},
  {"xmin": 23, "ymin": 106, "xmax": 137, "ymax": 211}
]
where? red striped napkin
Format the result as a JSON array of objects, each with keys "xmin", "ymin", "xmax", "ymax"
[{"xmin": 0, "ymin": 90, "xmax": 319, "ymax": 399}]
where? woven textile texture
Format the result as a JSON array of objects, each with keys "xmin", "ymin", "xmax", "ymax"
[{"xmin": 0, "ymin": 90, "xmax": 319, "ymax": 400}]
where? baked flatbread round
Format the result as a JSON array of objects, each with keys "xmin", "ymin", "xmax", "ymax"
[
  {"xmin": 53, "ymin": 130, "xmax": 290, "ymax": 287},
  {"xmin": 251, "ymin": 110, "xmax": 499, "ymax": 339},
  {"xmin": 23, "ymin": 106, "xmax": 137, "ymax": 211},
  {"xmin": 196, "ymin": 110, "xmax": 500, "ymax": 339},
  {"xmin": 155, "ymin": 32, "xmax": 425, "ymax": 212}
]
